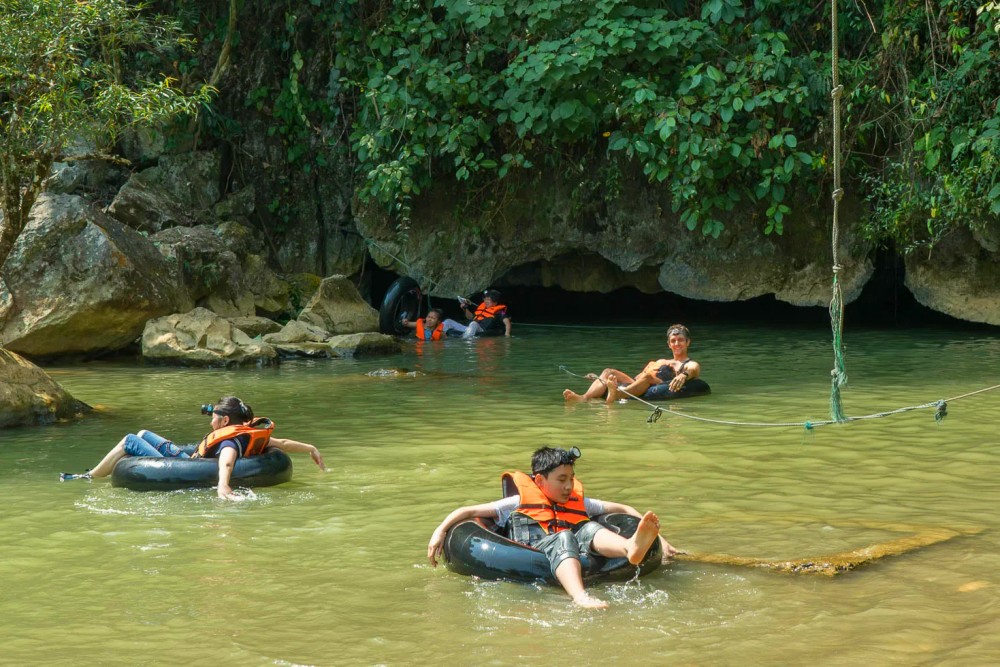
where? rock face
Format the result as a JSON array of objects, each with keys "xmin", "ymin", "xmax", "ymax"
[
  {"xmin": 142, "ymin": 307, "xmax": 278, "ymax": 366},
  {"xmin": 905, "ymin": 227, "xmax": 1000, "ymax": 325},
  {"xmin": 0, "ymin": 348, "xmax": 88, "ymax": 427},
  {"xmin": 150, "ymin": 224, "xmax": 292, "ymax": 318},
  {"xmin": 107, "ymin": 151, "xmax": 222, "ymax": 232},
  {"xmin": 0, "ymin": 194, "xmax": 183, "ymax": 357},
  {"xmin": 357, "ymin": 177, "xmax": 873, "ymax": 307},
  {"xmin": 298, "ymin": 275, "xmax": 380, "ymax": 334}
]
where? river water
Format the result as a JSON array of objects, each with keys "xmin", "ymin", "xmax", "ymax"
[{"xmin": 2, "ymin": 323, "xmax": 999, "ymax": 665}]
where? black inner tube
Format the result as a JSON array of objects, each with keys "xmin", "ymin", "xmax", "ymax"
[{"xmin": 378, "ymin": 277, "xmax": 423, "ymax": 335}]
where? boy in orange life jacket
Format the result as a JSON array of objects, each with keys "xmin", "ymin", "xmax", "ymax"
[
  {"xmin": 60, "ymin": 396, "xmax": 326, "ymax": 500},
  {"xmin": 400, "ymin": 308, "xmax": 445, "ymax": 340},
  {"xmin": 427, "ymin": 446, "xmax": 665, "ymax": 609}
]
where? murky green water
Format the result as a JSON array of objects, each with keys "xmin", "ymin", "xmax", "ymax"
[{"xmin": 3, "ymin": 324, "xmax": 1000, "ymax": 665}]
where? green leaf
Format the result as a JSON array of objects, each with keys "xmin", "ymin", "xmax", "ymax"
[
  {"xmin": 784, "ymin": 134, "xmax": 797, "ymax": 148},
  {"xmin": 925, "ymin": 149, "xmax": 941, "ymax": 171},
  {"xmin": 720, "ymin": 106, "xmax": 733, "ymax": 123},
  {"xmin": 609, "ymin": 135, "xmax": 629, "ymax": 151}
]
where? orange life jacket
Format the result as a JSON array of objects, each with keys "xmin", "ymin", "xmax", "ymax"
[
  {"xmin": 415, "ymin": 318, "xmax": 443, "ymax": 340},
  {"xmin": 194, "ymin": 417, "xmax": 274, "ymax": 458},
  {"xmin": 474, "ymin": 303, "xmax": 507, "ymax": 322},
  {"xmin": 502, "ymin": 470, "xmax": 589, "ymax": 534}
]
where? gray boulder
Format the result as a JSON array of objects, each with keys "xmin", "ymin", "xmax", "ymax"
[
  {"xmin": 262, "ymin": 319, "xmax": 335, "ymax": 358},
  {"xmin": 0, "ymin": 194, "xmax": 182, "ymax": 357},
  {"xmin": 0, "ymin": 348, "xmax": 88, "ymax": 427},
  {"xmin": 151, "ymin": 224, "xmax": 290, "ymax": 318},
  {"xmin": 298, "ymin": 275, "xmax": 379, "ymax": 334},
  {"xmin": 107, "ymin": 151, "xmax": 222, "ymax": 232},
  {"xmin": 227, "ymin": 316, "xmax": 283, "ymax": 338},
  {"xmin": 142, "ymin": 307, "xmax": 278, "ymax": 366},
  {"xmin": 327, "ymin": 332, "xmax": 402, "ymax": 358}
]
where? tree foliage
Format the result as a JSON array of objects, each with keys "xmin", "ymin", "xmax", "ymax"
[
  {"xmin": 853, "ymin": 0, "xmax": 1000, "ymax": 253},
  {"xmin": 327, "ymin": 0, "xmax": 829, "ymax": 237},
  {"xmin": 0, "ymin": 0, "xmax": 211, "ymax": 267}
]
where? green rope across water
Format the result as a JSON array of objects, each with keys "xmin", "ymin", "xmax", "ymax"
[{"xmin": 559, "ymin": 366, "xmax": 1000, "ymax": 431}]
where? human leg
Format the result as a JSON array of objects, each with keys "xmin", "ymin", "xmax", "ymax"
[
  {"xmin": 537, "ymin": 530, "xmax": 608, "ymax": 609},
  {"xmin": 461, "ymin": 321, "xmax": 483, "ymax": 338},
  {"xmin": 564, "ymin": 368, "xmax": 634, "ymax": 402},
  {"xmin": 137, "ymin": 430, "xmax": 187, "ymax": 458},
  {"xmin": 84, "ymin": 433, "xmax": 173, "ymax": 479},
  {"xmin": 440, "ymin": 319, "xmax": 467, "ymax": 337},
  {"xmin": 589, "ymin": 511, "xmax": 661, "ymax": 565},
  {"xmin": 611, "ymin": 375, "xmax": 655, "ymax": 402}
]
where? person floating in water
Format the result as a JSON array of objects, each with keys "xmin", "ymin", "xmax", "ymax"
[
  {"xmin": 563, "ymin": 324, "xmax": 701, "ymax": 403},
  {"xmin": 427, "ymin": 446, "xmax": 670, "ymax": 609},
  {"xmin": 440, "ymin": 289, "xmax": 512, "ymax": 338},
  {"xmin": 60, "ymin": 396, "xmax": 325, "ymax": 499},
  {"xmin": 401, "ymin": 307, "xmax": 445, "ymax": 340}
]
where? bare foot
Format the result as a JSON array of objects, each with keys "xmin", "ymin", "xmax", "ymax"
[
  {"xmin": 572, "ymin": 593, "xmax": 609, "ymax": 609},
  {"xmin": 604, "ymin": 382, "xmax": 619, "ymax": 404},
  {"xmin": 626, "ymin": 511, "xmax": 661, "ymax": 565},
  {"xmin": 563, "ymin": 389, "xmax": 585, "ymax": 403}
]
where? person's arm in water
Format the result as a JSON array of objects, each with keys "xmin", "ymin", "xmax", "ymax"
[
  {"xmin": 503, "ymin": 316, "xmax": 512, "ymax": 337},
  {"xmin": 427, "ymin": 502, "xmax": 498, "ymax": 567},
  {"xmin": 268, "ymin": 436, "xmax": 325, "ymax": 470},
  {"xmin": 217, "ymin": 446, "xmax": 238, "ymax": 500}
]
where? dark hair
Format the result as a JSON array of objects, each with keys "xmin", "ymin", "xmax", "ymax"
[
  {"xmin": 484, "ymin": 289, "xmax": 502, "ymax": 301},
  {"xmin": 667, "ymin": 323, "xmax": 690, "ymax": 339},
  {"xmin": 213, "ymin": 396, "xmax": 253, "ymax": 422},
  {"xmin": 531, "ymin": 446, "xmax": 581, "ymax": 476},
  {"xmin": 427, "ymin": 307, "xmax": 444, "ymax": 318}
]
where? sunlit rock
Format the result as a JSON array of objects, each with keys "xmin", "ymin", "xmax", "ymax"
[
  {"xmin": 142, "ymin": 307, "xmax": 277, "ymax": 366},
  {"xmin": 0, "ymin": 348, "xmax": 88, "ymax": 427},
  {"xmin": 297, "ymin": 275, "xmax": 379, "ymax": 334},
  {"xmin": 0, "ymin": 194, "xmax": 183, "ymax": 358}
]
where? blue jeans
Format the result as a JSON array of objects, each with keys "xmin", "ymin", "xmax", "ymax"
[{"xmin": 123, "ymin": 430, "xmax": 190, "ymax": 458}]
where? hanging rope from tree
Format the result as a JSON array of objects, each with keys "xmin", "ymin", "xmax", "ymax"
[{"xmin": 828, "ymin": 0, "xmax": 848, "ymax": 423}]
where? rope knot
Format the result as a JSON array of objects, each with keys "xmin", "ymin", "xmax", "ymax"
[
  {"xmin": 831, "ymin": 85, "xmax": 844, "ymax": 100},
  {"xmin": 934, "ymin": 400, "xmax": 948, "ymax": 422},
  {"xmin": 832, "ymin": 264, "xmax": 842, "ymax": 274},
  {"xmin": 832, "ymin": 188, "xmax": 844, "ymax": 202}
]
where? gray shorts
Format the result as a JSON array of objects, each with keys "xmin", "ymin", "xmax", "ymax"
[{"xmin": 529, "ymin": 521, "xmax": 606, "ymax": 578}]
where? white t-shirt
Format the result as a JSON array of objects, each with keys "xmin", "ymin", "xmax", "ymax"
[{"xmin": 491, "ymin": 495, "xmax": 606, "ymax": 527}]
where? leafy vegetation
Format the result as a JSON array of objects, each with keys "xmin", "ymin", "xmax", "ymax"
[
  {"xmin": 0, "ymin": 0, "xmax": 211, "ymax": 267},
  {"xmin": 853, "ymin": 0, "xmax": 1000, "ymax": 253}
]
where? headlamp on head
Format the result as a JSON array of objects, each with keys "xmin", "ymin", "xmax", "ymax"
[
  {"xmin": 561, "ymin": 446, "xmax": 582, "ymax": 465},
  {"xmin": 200, "ymin": 404, "xmax": 214, "ymax": 415}
]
